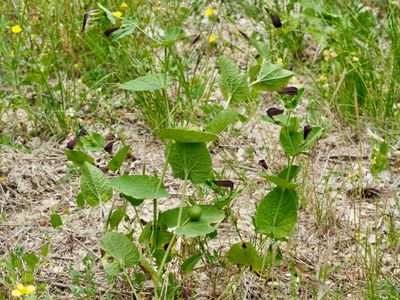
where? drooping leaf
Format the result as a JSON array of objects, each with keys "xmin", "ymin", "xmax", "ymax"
[
  {"xmin": 251, "ymin": 60, "xmax": 294, "ymax": 91},
  {"xmin": 168, "ymin": 143, "xmax": 212, "ymax": 184},
  {"xmin": 175, "ymin": 219, "xmax": 217, "ymax": 238},
  {"xmin": 107, "ymin": 145, "xmax": 130, "ymax": 171},
  {"xmin": 80, "ymin": 162, "xmax": 113, "ymax": 206},
  {"xmin": 65, "ymin": 149, "xmax": 94, "ymax": 167},
  {"xmin": 110, "ymin": 175, "xmax": 169, "ymax": 200},
  {"xmin": 159, "ymin": 128, "xmax": 218, "ymax": 143},
  {"xmin": 255, "ymin": 187, "xmax": 298, "ymax": 239},
  {"xmin": 76, "ymin": 193, "xmax": 85, "ymax": 208},
  {"xmin": 227, "ymin": 242, "xmax": 262, "ymax": 271},
  {"xmin": 100, "ymin": 232, "xmax": 139, "ymax": 267},
  {"xmin": 205, "ymin": 108, "xmax": 239, "ymax": 134},
  {"xmin": 50, "ymin": 213, "xmax": 63, "ymax": 229},
  {"xmin": 120, "ymin": 74, "xmax": 173, "ymax": 92},
  {"xmin": 218, "ymin": 56, "xmax": 249, "ymax": 104},
  {"xmin": 182, "ymin": 252, "xmax": 202, "ymax": 274},
  {"xmin": 109, "ymin": 206, "xmax": 126, "ymax": 230}
]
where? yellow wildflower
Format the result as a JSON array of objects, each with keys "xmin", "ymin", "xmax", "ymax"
[
  {"xmin": 11, "ymin": 25, "xmax": 22, "ymax": 34},
  {"xmin": 12, "ymin": 284, "xmax": 36, "ymax": 296},
  {"xmin": 113, "ymin": 11, "xmax": 122, "ymax": 17},
  {"xmin": 352, "ymin": 56, "xmax": 359, "ymax": 62},
  {"xmin": 205, "ymin": 7, "xmax": 217, "ymax": 17},
  {"xmin": 276, "ymin": 58, "xmax": 283, "ymax": 65},
  {"xmin": 319, "ymin": 75, "xmax": 327, "ymax": 82},
  {"xmin": 11, "ymin": 289, "xmax": 22, "ymax": 297},
  {"xmin": 120, "ymin": 2, "xmax": 128, "ymax": 10},
  {"xmin": 329, "ymin": 50, "xmax": 337, "ymax": 58},
  {"xmin": 208, "ymin": 34, "xmax": 216, "ymax": 43}
]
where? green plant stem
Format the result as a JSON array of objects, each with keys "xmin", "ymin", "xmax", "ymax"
[
  {"xmin": 124, "ymin": 269, "xmax": 141, "ymax": 300},
  {"xmin": 156, "ymin": 175, "xmax": 188, "ymax": 289},
  {"xmin": 217, "ymin": 268, "xmax": 246, "ymax": 300},
  {"xmin": 152, "ymin": 198, "xmax": 158, "ymax": 253}
]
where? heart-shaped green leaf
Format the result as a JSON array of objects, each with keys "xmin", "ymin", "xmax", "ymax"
[
  {"xmin": 100, "ymin": 232, "xmax": 139, "ymax": 267},
  {"xmin": 80, "ymin": 162, "xmax": 113, "ymax": 206},
  {"xmin": 159, "ymin": 128, "xmax": 218, "ymax": 143},
  {"xmin": 120, "ymin": 74, "xmax": 173, "ymax": 92}
]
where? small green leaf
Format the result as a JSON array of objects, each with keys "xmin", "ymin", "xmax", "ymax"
[
  {"xmin": 182, "ymin": 252, "xmax": 202, "ymax": 274},
  {"xmin": 159, "ymin": 128, "xmax": 218, "ymax": 143},
  {"xmin": 65, "ymin": 149, "xmax": 94, "ymax": 167},
  {"xmin": 155, "ymin": 27, "xmax": 186, "ymax": 47},
  {"xmin": 80, "ymin": 162, "xmax": 113, "ymax": 206},
  {"xmin": 120, "ymin": 74, "xmax": 173, "ymax": 92},
  {"xmin": 110, "ymin": 175, "xmax": 169, "ymax": 200},
  {"xmin": 107, "ymin": 145, "xmax": 130, "ymax": 171},
  {"xmin": 76, "ymin": 193, "xmax": 85, "ymax": 208},
  {"xmin": 168, "ymin": 143, "xmax": 212, "ymax": 184},
  {"xmin": 301, "ymin": 127, "xmax": 323, "ymax": 150},
  {"xmin": 251, "ymin": 60, "xmax": 294, "ymax": 91},
  {"xmin": 41, "ymin": 244, "xmax": 49, "ymax": 257},
  {"xmin": 260, "ymin": 174, "xmax": 297, "ymax": 189},
  {"xmin": 23, "ymin": 253, "xmax": 39, "ymax": 270},
  {"xmin": 279, "ymin": 128, "xmax": 303, "ymax": 156},
  {"xmin": 205, "ymin": 108, "xmax": 239, "ymax": 134},
  {"xmin": 80, "ymin": 132, "xmax": 106, "ymax": 152},
  {"xmin": 227, "ymin": 242, "xmax": 262, "ymax": 271},
  {"xmin": 50, "ymin": 213, "xmax": 62, "ymax": 229},
  {"xmin": 277, "ymin": 165, "xmax": 300, "ymax": 182},
  {"xmin": 111, "ymin": 17, "xmax": 139, "ymax": 41},
  {"xmin": 98, "ymin": 3, "xmax": 116, "ymax": 24},
  {"xmin": 218, "ymin": 56, "xmax": 249, "ymax": 104},
  {"xmin": 100, "ymin": 232, "xmax": 139, "ymax": 267},
  {"xmin": 109, "ymin": 206, "xmax": 126, "ymax": 230},
  {"xmin": 255, "ymin": 187, "xmax": 298, "ymax": 239}
]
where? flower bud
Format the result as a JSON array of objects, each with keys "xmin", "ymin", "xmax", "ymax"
[
  {"xmin": 304, "ymin": 125, "xmax": 312, "ymax": 139},
  {"xmin": 66, "ymin": 137, "xmax": 78, "ymax": 150},
  {"xmin": 267, "ymin": 107, "xmax": 284, "ymax": 117},
  {"xmin": 278, "ymin": 87, "xmax": 298, "ymax": 96}
]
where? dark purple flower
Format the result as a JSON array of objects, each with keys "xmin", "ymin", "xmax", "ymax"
[
  {"xmin": 78, "ymin": 128, "xmax": 87, "ymax": 136},
  {"xmin": 66, "ymin": 137, "xmax": 78, "ymax": 150},
  {"xmin": 278, "ymin": 87, "xmax": 298, "ymax": 96},
  {"xmin": 304, "ymin": 125, "xmax": 312, "ymax": 139},
  {"xmin": 270, "ymin": 13, "xmax": 282, "ymax": 28},
  {"xmin": 214, "ymin": 180, "xmax": 234, "ymax": 189},
  {"xmin": 239, "ymin": 30, "xmax": 250, "ymax": 41},
  {"xmin": 258, "ymin": 159, "xmax": 268, "ymax": 170},
  {"xmin": 104, "ymin": 141, "xmax": 113, "ymax": 154},
  {"xmin": 267, "ymin": 107, "xmax": 284, "ymax": 117}
]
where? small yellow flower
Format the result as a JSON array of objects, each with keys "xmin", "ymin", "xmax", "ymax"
[
  {"xmin": 276, "ymin": 58, "xmax": 283, "ymax": 65},
  {"xmin": 11, "ymin": 25, "xmax": 22, "ymax": 34},
  {"xmin": 329, "ymin": 50, "xmax": 337, "ymax": 58},
  {"xmin": 352, "ymin": 56, "xmax": 359, "ymax": 62},
  {"xmin": 120, "ymin": 2, "xmax": 128, "ymax": 10},
  {"xmin": 11, "ymin": 289, "xmax": 22, "ymax": 297},
  {"xmin": 208, "ymin": 34, "xmax": 216, "ymax": 43},
  {"xmin": 205, "ymin": 7, "xmax": 217, "ymax": 17},
  {"xmin": 319, "ymin": 75, "xmax": 327, "ymax": 82},
  {"xmin": 113, "ymin": 11, "xmax": 122, "ymax": 17}
]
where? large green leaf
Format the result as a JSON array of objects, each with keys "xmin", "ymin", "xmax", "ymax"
[
  {"xmin": 227, "ymin": 242, "xmax": 262, "ymax": 271},
  {"xmin": 251, "ymin": 60, "xmax": 294, "ymax": 91},
  {"xmin": 160, "ymin": 205, "xmax": 224, "ymax": 238},
  {"xmin": 100, "ymin": 232, "xmax": 139, "ymax": 267},
  {"xmin": 159, "ymin": 128, "xmax": 218, "ymax": 143},
  {"xmin": 110, "ymin": 175, "xmax": 169, "ymax": 200},
  {"xmin": 255, "ymin": 187, "xmax": 298, "ymax": 239},
  {"xmin": 218, "ymin": 56, "xmax": 249, "ymax": 104},
  {"xmin": 120, "ymin": 74, "xmax": 173, "ymax": 92},
  {"xmin": 168, "ymin": 143, "xmax": 212, "ymax": 183},
  {"xmin": 107, "ymin": 145, "xmax": 130, "ymax": 171},
  {"xmin": 205, "ymin": 108, "xmax": 239, "ymax": 134},
  {"xmin": 80, "ymin": 162, "xmax": 113, "ymax": 206}
]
